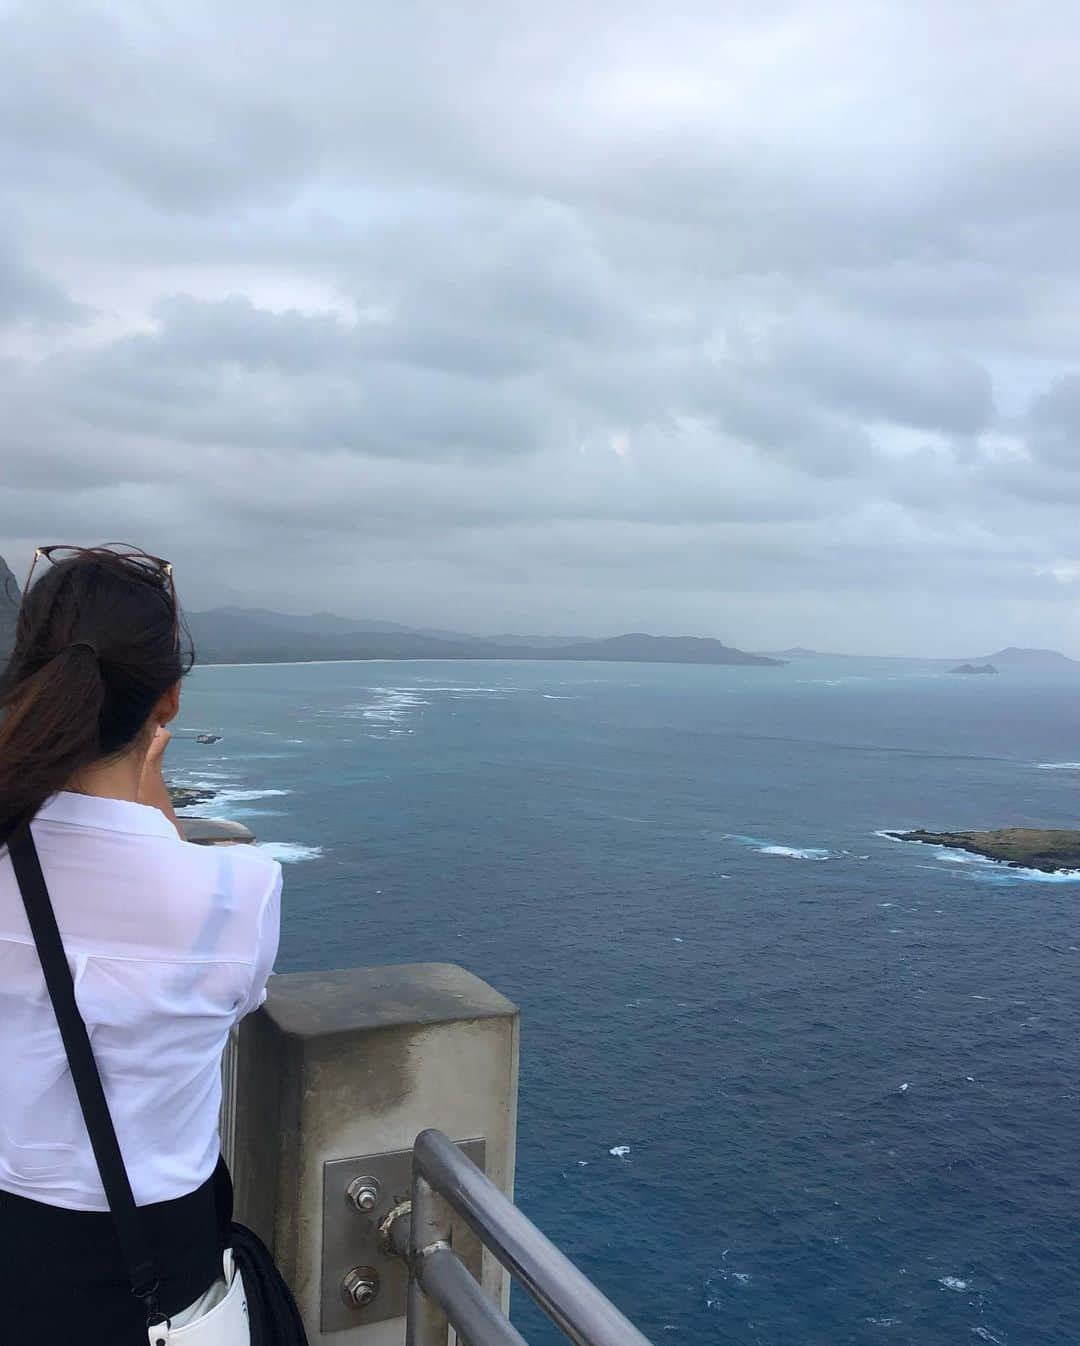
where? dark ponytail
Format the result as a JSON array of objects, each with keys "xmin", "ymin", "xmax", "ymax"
[{"xmin": 0, "ymin": 547, "xmax": 191, "ymax": 845}]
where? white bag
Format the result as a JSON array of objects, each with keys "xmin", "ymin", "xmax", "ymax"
[{"xmin": 149, "ymin": 1250, "xmax": 249, "ymax": 1346}]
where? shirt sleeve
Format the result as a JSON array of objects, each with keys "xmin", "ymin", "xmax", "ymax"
[{"xmin": 236, "ymin": 860, "xmax": 283, "ymax": 1020}]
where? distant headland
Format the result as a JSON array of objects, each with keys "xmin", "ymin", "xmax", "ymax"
[
  {"xmin": 172, "ymin": 609, "xmax": 786, "ymax": 668},
  {"xmin": 760, "ymin": 645, "xmax": 1080, "ymax": 669}
]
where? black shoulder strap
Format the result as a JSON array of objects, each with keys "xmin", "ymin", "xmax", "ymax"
[{"xmin": 7, "ymin": 825, "xmax": 164, "ymax": 1327}]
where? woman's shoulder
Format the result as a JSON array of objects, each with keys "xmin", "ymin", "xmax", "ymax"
[
  {"xmin": 181, "ymin": 838, "xmax": 282, "ymax": 900},
  {"xmin": 145, "ymin": 837, "xmax": 283, "ymax": 943},
  {"xmin": 147, "ymin": 840, "xmax": 282, "ymax": 966}
]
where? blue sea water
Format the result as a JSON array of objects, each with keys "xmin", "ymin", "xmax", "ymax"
[{"xmin": 170, "ymin": 657, "xmax": 1079, "ymax": 1346}]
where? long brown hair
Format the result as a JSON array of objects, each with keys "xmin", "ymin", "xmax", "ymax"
[{"xmin": 0, "ymin": 546, "xmax": 192, "ymax": 845}]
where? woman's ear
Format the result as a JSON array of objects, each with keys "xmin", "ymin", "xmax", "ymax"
[{"xmin": 155, "ymin": 681, "xmax": 181, "ymax": 726}]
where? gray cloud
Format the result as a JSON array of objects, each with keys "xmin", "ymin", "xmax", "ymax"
[
  {"xmin": 1027, "ymin": 373, "xmax": 1080, "ymax": 468},
  {"xmin": 0, "ymin": 239, "xmax": 85, "ymax": 325},
  {"xmin": 2, "ymin": 0, "xmax": 1080, "ymax": 653}
]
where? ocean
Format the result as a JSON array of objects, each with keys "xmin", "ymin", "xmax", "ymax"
[{"xmin": 169, "ymin": 657, "xmax": 1078, "ymax": 1346}]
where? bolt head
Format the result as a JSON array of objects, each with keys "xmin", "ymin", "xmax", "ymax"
[
  {"xmin": 347, "ymin": 1174, "xmax": 381, "ymax": 1212},
  {"xmin": 342, "ymin": 1267, "xmax": 380, "ymax": 1310},
  {"xmin": 350, "ymin": 1281, "xmax": 376, "ymax": 1309}
]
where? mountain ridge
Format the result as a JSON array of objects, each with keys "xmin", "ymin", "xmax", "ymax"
[
  {"xmin": 2, "ymin": 558, "xmax": 1078, "ymax": 668},
  {"xmin": 183, "ymin": 609, "xmax": 782, "ymax": 667},
  {"xmin": 968, "ymin": 646, "xmax": 1080, "ymax": 668}
]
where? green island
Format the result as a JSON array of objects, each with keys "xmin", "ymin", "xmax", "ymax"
[{"xmin": 888, "ymin": 828, "xmax": 1080, "ymax": 873}]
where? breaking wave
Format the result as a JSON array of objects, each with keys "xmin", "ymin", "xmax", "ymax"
[
  {"xmin": 258, "ymin": 842, "xmax": 324, "ymax": 863},
  {"xmin": 726, "ymin": 834, "xmax": 859, "ymax": 861}
]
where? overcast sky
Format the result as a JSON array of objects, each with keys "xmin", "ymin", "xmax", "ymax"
[{"xmin": 2, "ymin": 1, "xmax": 1080, "ymax": 654}]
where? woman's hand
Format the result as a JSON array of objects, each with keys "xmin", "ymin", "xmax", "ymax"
[
  {"xmin": 143, "ymin": 725, "xmax": 171, "ymax": 776},
  {"xmin": 138, "ymin": 725, "xmax": 184, "ymax": 837}
]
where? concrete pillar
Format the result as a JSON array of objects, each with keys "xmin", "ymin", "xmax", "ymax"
[{"xmin": 229, "ymin": 963, "xmax": 520, "ymax": 1345}]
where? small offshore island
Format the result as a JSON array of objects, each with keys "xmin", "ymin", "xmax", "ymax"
[{"xmin": 888, "ymin": 828, "xmax": 1080, "ymax": 873}]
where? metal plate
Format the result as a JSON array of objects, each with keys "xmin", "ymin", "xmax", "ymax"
[{"xmin": 321, "ymin": 1139, "xmax": 486, "ymax": 1333}]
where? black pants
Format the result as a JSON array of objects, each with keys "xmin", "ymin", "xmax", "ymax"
[{"xmin": 0, "ymin": 1157, "xmax": 232, "ymax": 1346}]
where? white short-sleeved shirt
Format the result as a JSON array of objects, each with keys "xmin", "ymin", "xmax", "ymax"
[{"xmin": 0, "ymin": 791, "xmax": 281, "ymax": 1211}]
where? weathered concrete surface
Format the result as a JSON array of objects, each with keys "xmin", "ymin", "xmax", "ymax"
[
  {"xmin": 178, "ymin": 817, "xmax": 256, "ymax": 845},
  {"xmin": 261, "ymin": 963, "xmax": 517, "ymax": 1037},
  {"xmin": 230, "ymin": 964, "xmax": 519, "ymax": 1346}
]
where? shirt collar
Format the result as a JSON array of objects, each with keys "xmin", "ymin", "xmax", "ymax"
[{"xmin": 36, "ymin": 791, "xmax": 179, "ymax": 839}]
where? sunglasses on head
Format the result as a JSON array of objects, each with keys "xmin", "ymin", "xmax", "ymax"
[{"xmin": 23, "ymin": 544, "xmax": 178, "ymax": 639}]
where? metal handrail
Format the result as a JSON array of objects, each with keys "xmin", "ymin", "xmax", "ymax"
[{"xmin": 391, "ymin": 1127, "xmax": 655, "ymax": 1346}]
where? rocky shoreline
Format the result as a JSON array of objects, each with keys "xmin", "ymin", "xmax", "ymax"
[
  {"xmin": 888, "ymin": 828, "xmax": 1080, "ymax": 873},
  {"xmin": 168, "ymin": 785, "xmax": 217, "ymax": 810}
]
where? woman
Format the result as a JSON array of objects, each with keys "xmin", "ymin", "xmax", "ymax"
[{"xmin": 0, "ymin": 546, "xmax": 282, "ymax": 1344}]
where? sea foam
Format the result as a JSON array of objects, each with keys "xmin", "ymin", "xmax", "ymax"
[
  {"xmin": 969, "ymin": 865, "xmax": 1080, "ymax": 885},
  {"xmin": 258, "ymin": 842, "xmax": 324, "ymax": 863},
  {"xmin": 178, "ymin": 787, "xmax": 293, "ymax": 819},
  {"xmin": 757, "ymin": 844, "xmax": 832, "ymax": 861},
  {"xmin": 727, "ymin": 834, "xmax": 841, "ymax": 861},
  {"xmin": 361, "ymin": 689, "xmax": 431, "ymax": 723}
]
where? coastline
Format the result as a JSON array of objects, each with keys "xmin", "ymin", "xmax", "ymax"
[
  {"xmin": 885, "ymin": 827, "xmax": 1080, "ymax": 873},
  {"xmin": 194, "ymin": 655, "xmax": 788, "ymax": 670}
]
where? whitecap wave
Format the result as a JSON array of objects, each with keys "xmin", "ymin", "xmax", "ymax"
[
  {"xmin": 757, "ymin": 845, "xmax": 832, "ymax": 861},
  {"xmin": 705, "ymin": 1265, "xmax": 753, "ymax": 1305},
  {"xmin": 609, "ymin": 1145, "xmax": 631, "ymax": 1159},
  {"xmin": 1035, "ymin": 761, "xmax": 1080, "ymax": 770},
  {"xmin": 258, "ymin": 842, "xmax": 324, "ymax": 863},
  {"xmin": 725, "ymin": 833, "xmax": 867, "ymax": 862},
  {"xmin": 939, "ymin": 1277, "xmax": 969, "ymax": 1292},
  {"xmin": 171, "ymin": 777, "xmax": 236, "ymax": 792},
  {"xmin": 172, "ymin": 769, "xmax": 238, "ymax": 785},
  {"xmin": 179, "ymin": 788, "xmax": 292, "ymax": 819},
  {"xmin": 328, "ymin": 688, "xmax": 431, "ymax": 726},
  {"xmin": 969, "ymin": 865, "xmax": 1080, "ymax": 885},
  {"xmin": 362, "ymin": 689, "xmax": 431, "ymax": 723},
  {"xmin": 428, "ymin": 685, "xmax": 507, "ymax": 694},
  {"xmin": 214, "ymin": 788, "xmax": 291, "ymax": 801}
]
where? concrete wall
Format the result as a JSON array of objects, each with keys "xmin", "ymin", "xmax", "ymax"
[{"xmin": 230, "ymin": 963, "xmax": 519, "ymax": 1345}]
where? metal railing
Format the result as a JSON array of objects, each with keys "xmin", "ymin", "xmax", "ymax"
[{"xmin": 385, "ymin": 1128, "xmax": 655, "ymax": 1346}]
